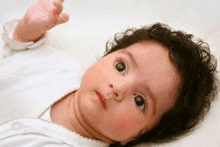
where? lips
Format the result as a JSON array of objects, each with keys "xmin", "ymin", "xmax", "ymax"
[{"xmin": 95, "ymin": 91, "xmax": 107, "ymax": 109}]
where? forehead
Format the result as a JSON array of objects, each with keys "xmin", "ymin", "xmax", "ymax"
[{"xmin": 122, "ymin": 41, "xmax": 170, "ymax": 62}]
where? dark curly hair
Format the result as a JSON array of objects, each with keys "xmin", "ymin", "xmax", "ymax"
[{"xmin": 104, "ymin": 23, "xmax": 219, "ymax": 147}]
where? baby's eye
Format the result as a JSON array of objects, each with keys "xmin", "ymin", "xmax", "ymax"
[
  {"xmin": 133, "ymin": 95, "xmax": 145, "ymax": 111},
  {"xmin": 116, "ymin": 62, "xmax": 126, "ymax": 76}
]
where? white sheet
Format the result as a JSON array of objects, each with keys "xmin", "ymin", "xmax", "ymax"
[{"xmin": 0, "ymin": 0, "xmax": 219, "ymax": 147}]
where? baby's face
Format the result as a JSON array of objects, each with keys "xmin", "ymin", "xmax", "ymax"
[{"xmin": 74, "ymin": 41, "xmax": 182, "ymax": 144}]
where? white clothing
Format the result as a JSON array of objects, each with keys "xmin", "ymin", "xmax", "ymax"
[
  {"xmin": 0, "ymin": 118, "xmax": 107, "ymax": 147},
  {"xmin": 0, "ymin": 19, "xmax": 108, "ymax": 147}
]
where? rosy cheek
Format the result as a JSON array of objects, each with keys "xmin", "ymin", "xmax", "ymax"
[{"xmin": 112, "ymin": 112, "xmax": 140, "ymax": 134}]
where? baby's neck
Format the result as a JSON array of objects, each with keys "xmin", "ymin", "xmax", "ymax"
[
  {"xmin": 50, "ymin": 90, "xmax": 114, "ymax": 144},
  {"xmin": 50, "ymin": 91, "xmax": 94, "ymax": 139}
]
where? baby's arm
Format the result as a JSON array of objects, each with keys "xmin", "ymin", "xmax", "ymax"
[{"xmin": 13, "ymin": 0, "xmax": 69, "ymax": 43}]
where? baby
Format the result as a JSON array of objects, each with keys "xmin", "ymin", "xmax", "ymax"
[{"xmin": 0, "ymin": 0, "xmax": 218, "ymax": 147}]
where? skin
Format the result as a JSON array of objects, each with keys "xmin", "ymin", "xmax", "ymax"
[
  {"xmin": 13, "ymin": 0, "xmax": 69, "ymax": 42},
  {"xmin": 51, "ymin": 40, "xmax": 182, "ymax": 145}
]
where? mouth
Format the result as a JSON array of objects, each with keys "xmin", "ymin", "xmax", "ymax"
[{"xmin": 95, "ymin": 91, "xmax": 107, "ymax": 109}]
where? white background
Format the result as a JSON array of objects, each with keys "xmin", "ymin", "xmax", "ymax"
[{"xmin": 0, "ymin": 0, "xmax": 220, "ymax": 147}]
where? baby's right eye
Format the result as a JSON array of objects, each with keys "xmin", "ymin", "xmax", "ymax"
[{"xmin": 116, "ymin": 62, "xmax": 126, "ymax": 76}]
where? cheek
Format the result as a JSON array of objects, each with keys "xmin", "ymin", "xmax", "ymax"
[
  {"xmin": 109, "ymin": 106, "xmax": 143, "ymax": 134},
  {"xmin": 113, "ymin": 116, "xmax": 138, "ymax": 133},
  {"xmin": 81, "ymin": 63, "xmax": 110, "ymax": 85}
]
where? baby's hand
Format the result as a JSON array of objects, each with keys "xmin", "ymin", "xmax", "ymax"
[
  {"xmin": 13, "ymin": 0, "xmax": 69, "ymax": 42},
  {"xmin": 25, "ymin": 0, "xmax": 69, "ymax": 32}
]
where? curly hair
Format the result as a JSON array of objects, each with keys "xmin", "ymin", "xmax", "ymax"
[{"xmin": 105, "ymin": 23, "xmax": 219, "ymax": 147}]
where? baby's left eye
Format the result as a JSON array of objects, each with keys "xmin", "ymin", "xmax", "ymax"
[
  {"xmin": 116, "ymin": 62, "xmax": 126, "ymax": 76},
  {"xmin": 134, "ymin": 95, "xmax": 145, "ymax": 111}
]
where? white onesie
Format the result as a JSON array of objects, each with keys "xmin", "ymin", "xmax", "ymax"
[{"xmin": 0, "ymin": 19, "xmax": 108, "ymax": 147}]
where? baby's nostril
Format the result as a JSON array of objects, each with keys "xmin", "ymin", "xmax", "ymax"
[{"xmin": 109, "ymin": 84, "xmax": 113, "ymax": 88}]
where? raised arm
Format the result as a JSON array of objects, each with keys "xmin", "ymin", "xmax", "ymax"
[{"xmin": 13, "ymin": 0, "xmax": 69, "ymax": 43}]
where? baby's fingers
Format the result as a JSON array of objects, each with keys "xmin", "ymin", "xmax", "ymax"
[
  {"xmin": 56, "ymin": 13, "xmax": 69, "ymax": 25},
  {"xmin": 47, "ymin": 0, "xmax": 63, "ymax": 22},
  {"xmin": 53, "ymin": 0, "xmax": 63, "ymax": 15}
]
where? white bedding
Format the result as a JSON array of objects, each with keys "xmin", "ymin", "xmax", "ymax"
[{"xmin": 0, "ymin": 0, "xmax": 219, "ymax": 146}]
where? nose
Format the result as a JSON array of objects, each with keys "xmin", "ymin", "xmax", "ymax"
[{"xmin": 108, "ymin": 79, "xmax": 131, "ymax": 101}]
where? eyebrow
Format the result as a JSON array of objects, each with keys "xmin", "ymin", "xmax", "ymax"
[
  {"xmin": 119, "ymin": 50, "xmax": 138, "ymax": 67},
  {"xmin": 119, "ymin": 50, "xmax": 157, "ymax": 116}
]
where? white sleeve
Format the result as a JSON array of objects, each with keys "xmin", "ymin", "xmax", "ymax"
[{"xmin": 1, "ymin": 19, "xmax": 48, "ymax": 58}]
